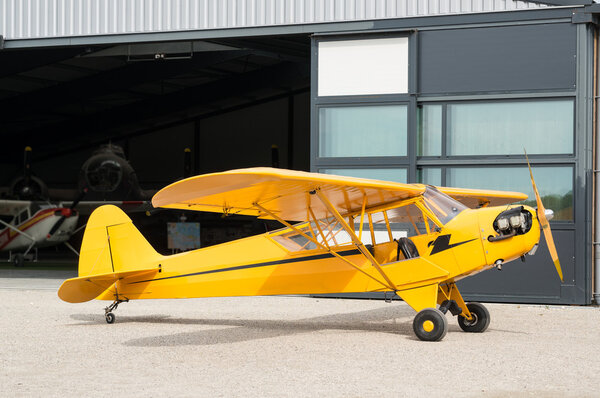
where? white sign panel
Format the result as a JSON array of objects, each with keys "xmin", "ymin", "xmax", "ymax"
[{"xmin": 318, "ymin": 37, "xmax": 409, "ymax": 96}]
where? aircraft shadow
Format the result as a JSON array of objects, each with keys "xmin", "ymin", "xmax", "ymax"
[
  {"xmin": 67, "ymin": 304, "xmax": 513, "ymax": 346},
  {"xmin": 70, "ymin": 306, "xmax": 432, "ymax": 346}
]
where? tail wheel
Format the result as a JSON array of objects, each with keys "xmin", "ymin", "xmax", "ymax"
[
  {"xmin": 458, "ymin": 302, "xmax": 490, "ymax": 333},
  {"xmin": 413, "ymin": 308, "xmax": 448, "ymax": 341},
  {"xmin": 105, "ymin": 312, "xmax": 116, "ymax": 324}
]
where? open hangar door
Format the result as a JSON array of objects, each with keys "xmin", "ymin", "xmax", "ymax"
[{"xmin": 0, "ymin": 35, "xmax": 311, "ymax": 258}]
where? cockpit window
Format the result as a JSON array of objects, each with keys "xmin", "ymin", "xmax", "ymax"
[
  {"xmin": 270, "ymin": 218, "xmax": 353, "ymax": 252},
  {"xmin": 270, "ymin": 187, "xmax": 467, "ymax": 252},
  {"xmin": 386, "ymin": 202, "xmax": 438, "ymax": 236},
  {"xmin": 421, "ymin": 187, "xmax": 467, "ymax": 224},
  {"xmin": 0, "ymin": 215, "xmax": 13, "ymax": 230}
]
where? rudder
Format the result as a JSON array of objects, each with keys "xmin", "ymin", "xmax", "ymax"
[{"xmin": 78, "ymin": 205, "xmax": 161, "ymax": 277}]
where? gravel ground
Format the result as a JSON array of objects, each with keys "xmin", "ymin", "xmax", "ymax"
[{"xmin": 1, "ymin": 273, "xmax": 599, "ymax": 398}]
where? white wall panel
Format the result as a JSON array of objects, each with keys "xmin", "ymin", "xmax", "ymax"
[
  {"xmin": 318, "ymin": 37, "xmax": 408, "ymax": 96},
  {"xmin": 0, "ymin": 0, "xmax": 547, "ymax": 40}
]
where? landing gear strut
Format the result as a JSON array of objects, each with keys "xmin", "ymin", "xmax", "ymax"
[
  {"xmin": 104, "ymin": 298, "xmax": 128, "ymax": 324},
  {"xmin": 457, "ymin": 302, "xmax": 490, "ymax": 333}
]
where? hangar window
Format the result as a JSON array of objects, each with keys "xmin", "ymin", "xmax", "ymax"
[
  {"xmin": 320, "ymin": 168, "xmax": 407, "ymax": 183},
  {"xmin": 417, "ymin": 105, "xmax": 442, "ymax": 157},
  {"xmin": 416, "ymin": 168, "xmax": 442, "ymax": 186},
  {"xmin": 447, "ymin": 100, "xmax": 573, "ymax": 155},
  {"xmin": 418, "ymin": 99, "xmax": 574, "ymax": 158},
  {"xmin": 318, "ymin": 105, "xmax": 408, "ymax": 157},
  {"xmin": 447, "ymin": 166, "xmax": 573, "ymax": 221}
]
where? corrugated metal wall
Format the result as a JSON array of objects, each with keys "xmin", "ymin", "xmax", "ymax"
[{"xmin": 0, "ymin": 0, "xmax": 546, "ymax": 40}]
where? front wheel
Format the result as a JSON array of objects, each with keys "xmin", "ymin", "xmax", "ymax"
[
  {"xmin": 13, "ymin": 253, "xmax": 24, "ymax": 267},
  {"xmin": 413, "ymin": 308, "xmax": 448, "ymax": 341},
  {"xmin": 458, "ymin": 302, "xmax": 490, "ymax": 333}
]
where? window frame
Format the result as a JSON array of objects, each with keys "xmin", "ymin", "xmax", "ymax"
[
  {"xmin": 416, "ymin": 97, "xmax": 576, "ymax": 161},
  {"xmin": 414, "ymin": 97, "xmax": 577, "ymax": 226},
  {"xmin": 317, "ymin": 36, "xmax": 410, "ymax": 97},
  {"xmin": 312, "ymin": 32, "xmax": 418, "ymax": 181},
  {"xmin": 314, "ymin": 101, "xmax": 412, "ymax": 166}
]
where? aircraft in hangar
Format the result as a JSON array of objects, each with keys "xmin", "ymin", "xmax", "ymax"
[
  {"xmin": 1, "ymin": 145, "xmax": 155, "ymax": 266},
  {"xmin": 0, "ymin": 195, "xmax": 150, "ymax": 266},
  {"xmin": 0, "ymin": 199, "xmax": 81, "ymax": 266},
  {"xmin": 58, "ymin": 161, "xmax": 562, "ymax": 341},
  {"xmin": 5, "ymin": 144, "xmax": 153, "ymax": 203}
]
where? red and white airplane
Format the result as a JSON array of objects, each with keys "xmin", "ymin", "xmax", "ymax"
[
  {"xmin": 0, "ymin": 200, "xmax": 80, "ymax": 266},
  {"xmin": 0, "ymin": 198, "xmax": 150, "ymax": 266}
]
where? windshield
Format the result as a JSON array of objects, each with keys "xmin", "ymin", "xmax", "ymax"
[{"xmin": 422, "ymin": 187, "xmax": 467, "ymax": 225}]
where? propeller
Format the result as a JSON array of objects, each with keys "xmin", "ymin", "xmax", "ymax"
[
  {"xmin": 525, "ymin": 151, "xmax": 563, "ymax": 282},
  {"xmin": 10, "ymin": 146, "xmax": 49, "ymax": 200},
  {"xmin": 47, "ymin": 188, "xmax": 87, "ymax": 238}
]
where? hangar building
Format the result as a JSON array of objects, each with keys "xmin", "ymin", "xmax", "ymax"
[{"xmin": 1, "ymin": 0, "xmax": 598, "ymax": 305}]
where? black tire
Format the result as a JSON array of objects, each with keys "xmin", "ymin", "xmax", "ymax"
[
  {"xmin": 413, "ymin": 308, "xmax": 448, "ymax": 341},
  {"xmin": 458, "ymin": 302, "xmax": 490, "ymax": 333},
  {"xmin": 13, "ymin": 254, "xmax": 24, "ymax": 267},
  {"xmin": 105, "ymin": 312, "xmax": 116, "ymax": 324}
]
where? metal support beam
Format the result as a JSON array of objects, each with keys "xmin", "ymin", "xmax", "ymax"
[
  {"xmin": 287, "ymin": 95, "xmax": 294, "ymax": 169},
  {"xmin": 594, "ymin": 25, "xmax": 600, "ymax": 304}
]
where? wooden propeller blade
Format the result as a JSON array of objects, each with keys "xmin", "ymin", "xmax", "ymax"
[{"xmin": 525, "ymin": 151, "xmax": 563, "ymax": 282}]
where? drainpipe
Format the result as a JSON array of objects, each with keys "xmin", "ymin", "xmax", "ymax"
[{"xmin": 595, "ymin": 25, "xmax": 600, "ymax": 305}]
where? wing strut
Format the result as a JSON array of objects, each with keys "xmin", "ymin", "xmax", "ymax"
[
  {"xmin": 0, "ymin": 218, "xmax": 37, "ymax": 256},
  {"xmin": 253, "ymin": 202, "xmax": 393, "ymax": 290},
  {"xmin": 313, "ymin": 189, "xmax": 397, "ymax": 291},
  {"xmin": 308, "ymin": 207, "xmax": 330, "ymax": 249}
]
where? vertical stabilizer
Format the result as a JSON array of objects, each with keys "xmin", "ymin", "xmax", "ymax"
[{"xmin": 78, "ymin": 205, "xmax": 160, "ymax": 277}]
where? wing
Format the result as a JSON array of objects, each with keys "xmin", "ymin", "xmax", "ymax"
[
  {"xmin": 152, "ymin": 168, "xmax": 425, "ymax": 221},
  {"xmin": 0, "ymin": 200, "xmax": 31, "ymax": 216},
  {"xmin": 438, "ymin": 187, "xmax": 527, "ymax": 208}
]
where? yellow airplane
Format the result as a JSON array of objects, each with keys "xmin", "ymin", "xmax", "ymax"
[{"xmin": 58, "ymin": 163, "xmax": 562, "ymax": 341}]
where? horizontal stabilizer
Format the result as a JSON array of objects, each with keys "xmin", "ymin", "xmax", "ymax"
[{"xmin": 58, "ymin": 268, "xmax": 158, "ymax": 303}]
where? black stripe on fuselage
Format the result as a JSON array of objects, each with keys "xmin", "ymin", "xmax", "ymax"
[{"xmin": 128, "ymin": 248, "xmax": 363, "ymax": 285}]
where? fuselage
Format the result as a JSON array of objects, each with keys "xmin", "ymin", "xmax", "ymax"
[{"xmin": 102, "ymin": 202, "xmax": 540, "ymax": 301}]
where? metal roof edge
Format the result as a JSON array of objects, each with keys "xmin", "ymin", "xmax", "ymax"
[
  {"xmin": 1, "ymin": 6, "xmax": 580, "ymax": 50},
  {"xmin": 528, "ymin": 1, "xmax": 592, "ymax": 5}
]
